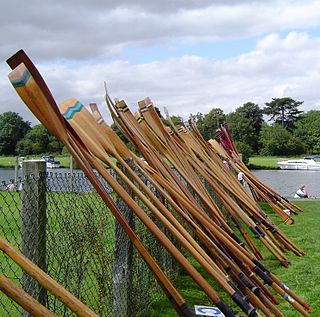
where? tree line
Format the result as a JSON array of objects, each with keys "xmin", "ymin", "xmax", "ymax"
[
  {"xmin": 189, "ymin": 97, "xmax": 320, "ymax": 163},
  {"xmin": 1, "ymin": 97, "xmax": 319, "ymax": 160},
  {"xmin": 0, "ymin": 112, "xmax": 64, "ymax": 156}
]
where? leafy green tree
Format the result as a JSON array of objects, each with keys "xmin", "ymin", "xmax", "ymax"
[
  {"xmin": 47, "ymin": 135, "xmax": 64, "ymax": 154},
  {"xmin": 263, "ymin": 97, "xmax": 303, "ymax": 130},
  {"xmin": 162, "ymin": 115, "xmax": 183, "ymax": 127},
  {"xmin": 0, "ymin": 112, "xmax": 31, "ymax": 155},
  {"xmin": 196, "ymin": 108, "xmax": 225, "ymax": 140},
  {"xmin": 226, "ymin": 102, "xmax": 263, "ymax": 154},
  {"xmin": 294, "ymin": 110, "xmax": 320, "ymax": 154},
  {"xmin": 234, "ymin": 141, "xmax": 252, "ymax": 165},
  {"xmin": 16, "ymin": 124, "xmax": 63, "ymax": 155},
  {"xmin": 189, "ymin": 112, "xmax": 204, "ymax": 130},
  {"xmin": 111, "ymin": 122, "xmax": 138, "ymax": 154},
  {"xmin": 259, "ymin": 123, "xmax": 305, "ymax": 156}
]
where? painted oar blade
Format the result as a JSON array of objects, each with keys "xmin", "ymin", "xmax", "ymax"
[
  {"xmin": 7, "ymin": 49, "xmax": 66, "ymax": 128},
  {"xmin": 8, "ymin": 63, "xmax": 68, "ymax": 142}
]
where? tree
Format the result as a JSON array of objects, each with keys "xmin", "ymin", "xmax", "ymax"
[
  {"xmin": 162, "ymin": 115, "xmax": 183, "ymax": 127},
  {"xmin": 189, "ymin": 112, "xmax": 204, "ymax": 128},
  {"xmin": 16, "ymin": 124, "xmax": 63, "ymax": 155},
  {"xmin": 293, "ymin": 110, "xmax": 320, "ymax": 154},
  {"xmin": 226, "ymin": 102, "xmax": 263, "ymax": 154},
  {"xmin": 263, "ymin": 97, "xmax": 303, "ymax": 130},
  {"xmin": 0, "ymin": 112, "xmax": 31, "ymax": 155},
  {"xmin": 196, "ymin": 108, "xmax": 225, "ymax": 140},
  {"xmin": 259, "ymin": 123, "xmax": 305, "ymax": 156}
]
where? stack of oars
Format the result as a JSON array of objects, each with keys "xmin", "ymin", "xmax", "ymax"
[
  {"xmin": 6, "ymin": 49, "xmax": 312, "ymax": 316},
  {"xmin": 211, "ymin": 123, "xmax": 304, "ymax": 220},
  {"xmin": 103, "ymin": 96, "xmax": 310, "ymax": 316}
]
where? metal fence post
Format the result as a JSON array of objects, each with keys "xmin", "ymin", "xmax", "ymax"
[
  {"xmin": 112, "ymin": 160, "xmax": 134, "ymax": 317},
  {"xmin": 21, "ymin": 160, "xmax": 47, "ymax": 316}
]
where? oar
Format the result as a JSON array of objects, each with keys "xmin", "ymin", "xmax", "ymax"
[
  {"xmin": 80, "ymin": 101, "xmax": 288, "ymax": 316},
  {"xmin": 7, "ymin": 53, "xmax": 238, "ymax": 317},
  {"xmin": 60, "ymin": 98, "xmax": 260, "ymax": 317},
  {"xmin": 137, "ymin": 103, "xmax": 290, "ymax": 265},
  {"xmin": 124, "ymin": 103, "xmax": 312, "ymax": 309},
  {"xmin": 89, "ymin": 104, "xmax": 288, "ymax": 316},
  {"xmin": 0, "ymin": 275, "xmax": 56, "ymax": 317},
  {"xmin": 0, "ymin": 238, "xmax": 98, "ymax": 317},
  {"xmin": 107, "ymin": 100, "xmax": 312, "ymax": 314},
  {"xmin": 7, "ymin": 55, "xmax": 195, "ymax": 317}
]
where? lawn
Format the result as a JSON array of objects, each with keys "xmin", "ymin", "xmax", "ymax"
[
  {"xmin": 1, "ymin": 187, "xmax": 318, "ymax": 316},
  {"xmin": 0, "ymin": 155, "xmax": 71, "ymax": 168},
  {"xmin": 0, "ymin": 155, "xmax": 117, "ymax": 169},
  {"xmin": 146, "ymin": 200, "xmax": 320, "ymax": 316},
  {"xmin": 248, "ymin": 155, "xmax": 302, "ymax": 169}
]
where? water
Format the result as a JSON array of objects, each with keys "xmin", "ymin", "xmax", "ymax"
[
  {"xmin": 251, "ymin": 170, "xmax": 320, "ymax": 198},
  {"xmin": 1, "ymin": 168, "xmax": 319, "ymax": 198}
]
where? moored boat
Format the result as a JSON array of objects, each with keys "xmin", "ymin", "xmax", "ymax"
[
  {"xmin": 277, "ymin": 155, "xmax": 320, "ymax": 170},
  {"xmin": 41, "ymin": 156, "xmax": 60, "ymax": 169}
]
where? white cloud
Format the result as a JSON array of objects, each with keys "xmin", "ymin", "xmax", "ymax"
[
  {"xmin": 1, "ymin": 1, "xmax": 320, "ymax": 125},
  {"xmin": 1, "ymin": 1, "xmax": 320, "ymax": 61},
  {"xmin": 3, "ymin": 31, "xmax": 320, "ymax": 127}
]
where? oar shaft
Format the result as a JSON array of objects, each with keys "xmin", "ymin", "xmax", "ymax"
[
  {"xmin": 0, "ymin": 239, "xmax": 98, "ymax": 317},
  {"xmin": 0, "ymin": 275, "xmax": 56, "ymax": 317}
]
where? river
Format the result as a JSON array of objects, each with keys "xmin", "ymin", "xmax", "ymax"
[{"xmin": 0, "ymin": 168, "xmax": 319, "ymax": 198}]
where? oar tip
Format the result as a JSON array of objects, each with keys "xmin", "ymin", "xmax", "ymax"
[{"xmin": 6, "ymin": 49, "xmax": 26, "ymax": 69}]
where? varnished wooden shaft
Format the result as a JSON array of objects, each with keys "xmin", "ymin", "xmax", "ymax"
[{"xmin": 0, "ymin": 275, "xmax": 56, "ymax": 317}]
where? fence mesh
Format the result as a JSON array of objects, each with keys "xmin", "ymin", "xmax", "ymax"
[{"xmin": 0, "ymin": 166, "xmax": 179, "ymax": 316}]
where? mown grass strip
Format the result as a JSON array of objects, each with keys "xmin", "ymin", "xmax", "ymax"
[{"xmin": 146, "ymin": 200, "xmax": 320, "ymax": 316}]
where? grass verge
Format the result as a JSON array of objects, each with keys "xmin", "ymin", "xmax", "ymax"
[
  {"xmin": 146, "ymin": 200, "xmax": 320, "ymax": 316},
  {"xmin": 248, "ymin": 156, "xmax": 302, "ymax": 170}
]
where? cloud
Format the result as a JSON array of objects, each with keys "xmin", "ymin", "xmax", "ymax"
[
  {"xmin": 3, "ymin": 31, "xmax": 320, "ymax": 127},
  {"xmin": 1, "ymin": 1, "xmax": 320, "ymax": 125},
  {"xmin": 1, "ymin": 1, "xmax": 320, "ymax": 61}
]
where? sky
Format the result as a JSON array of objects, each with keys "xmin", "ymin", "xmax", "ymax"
[{"xmin": 1, "ymin": 0, "xmax": 320, "ymax": 125}]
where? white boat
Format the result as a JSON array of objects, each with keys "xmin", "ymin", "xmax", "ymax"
[
  {"xmin": 277, "ymin": 155, "xmax": 320, "ymax": 170},
  {"xmin": 41, "ymin": 156, "xmax": 60, "ymax": 169}
]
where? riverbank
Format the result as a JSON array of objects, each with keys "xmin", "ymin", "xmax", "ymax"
[
  {"xmin": 248, "ymin": 156, "xmax": 302, "ymax": 170},
  {"xmin": 0, "ymin": 155, "xmax": 71, "ymax": 169},
  {"xmin": 1, "ymin": 155, "xmax": 299, "ymax": 170}
]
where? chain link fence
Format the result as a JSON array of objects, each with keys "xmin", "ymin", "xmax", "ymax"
[{"xmin": 0, "ymin": 161, "xmax": 180, "ymax": 316}]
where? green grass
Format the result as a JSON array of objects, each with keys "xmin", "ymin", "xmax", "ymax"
[
  {"xmin": 0, "ymin": 191, "xmax": 116, "ymax": 316},
  {"xmin": 0, "ymin": 155, "xmax": 117, "ymax": 168},
  {"xmin": 0, "ymin": 156, "xmax": 20, "ymax": 168},
  {"xmin": 259, "ymin": 200, "xmax": 320, "ymax": 316},
  {"xmin": 1, "ymin": 189, "xmax": 319, "ymax": 316},
  {"xmin": 147, "ymin": 200, "xmax": 320, "ymax": 316},
  {"xmin": 248, "ymin": 155, "xmax": 302, "ymax": 169},
  {"xmin": 0, "ymin": 155, "xmax": 72, "ymax": 168}
]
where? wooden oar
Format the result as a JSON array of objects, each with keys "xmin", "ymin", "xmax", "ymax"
[
  {"xmin": 6, "ymin": 55, "xmax": 196, "ymax": 317},
  {"xmin": 0, "ymin": 275, "xmax": 56, "ymax": 317},
  {"xmin": 85, "ymin": 103, "xmax": 290, "ymax": 316},
  {"xmin": 60, "ymin": 98, "xmax": 261, "ymax": 317},
  {"xmin": 136, "ymin": 102, "xmax": 291, "ymax": 265},
  {"xmin": 0, "ymin": 238, "xmax": 98, "ymax": 317},
  {"xmin": 110, "ymin": 100, "xmax": 311, "ymax": 316},
  {"xmin": 7, "ymin": 52, "xmax": 239, "ymax": 317},
  {"xmin": 88, "ymin": 103, "xmax": 290, "ymax": 316}
]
